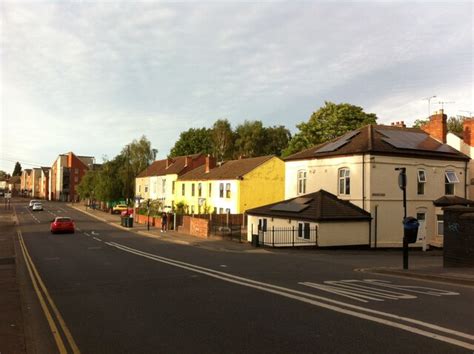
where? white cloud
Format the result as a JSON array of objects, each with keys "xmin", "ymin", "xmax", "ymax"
[{"xmin": 0, "ymin": 1, "xmax": 472, "ymax": 173}]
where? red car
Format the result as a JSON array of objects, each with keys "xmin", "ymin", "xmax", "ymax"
[{"xmin": 50, "ymin": 217, "xmax": 75, "ymax": 234}]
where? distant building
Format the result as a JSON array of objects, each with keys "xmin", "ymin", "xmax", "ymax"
[
  {"xmin": 50, "ymin": 152, "xmax": 94, "ymax": 202},
  {"xmin": 20, "ymin": 169, "xmax": 32, "ymax": 196}
]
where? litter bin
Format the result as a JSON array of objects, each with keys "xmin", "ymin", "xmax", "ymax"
[
  {"xmin": 120, "ymin": 217, "xmax": 126, "ymax": 227},
  {"xmin": 403, "ymin": 217, "xmax": 419, "ymax": 244},
  {"xmin": 127, "ymin": 216, "xmax": 133, "ymax": 228},
  {"xmin": 251, "ymin": 234, "xmax": 259, "ymax": 247}
]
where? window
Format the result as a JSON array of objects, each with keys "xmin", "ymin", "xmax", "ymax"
[
  {"xmin": 225, "ymin": 208, "xmax": 231, "ymax": 214},
  {"xmin": 219, "ymin": 207, "xmax": 223, "ymax": 214},
  {"xmin": 162, "ymin": 179, "xmax": 166, "ymax": 194},
  {"xmin": 338, "ymin": 168, "xmax": 350, "ymax": 195},
  {"xmin": 198, "ymin": 183, "xmax": 202, "ymax": 197},
  {"xmin": 191, "ymin": 205, "xmax": 195, "ymax": 214},
  {"xmin": 208, "ymin": 183, "xmax": 212, "ymax": 197},
  {"xmin": 182, "ymin": 184, "xmax": 185, "ymax": 196},
  {"xmin": 258, "ymin": 218, "xmax": 267, "ymax": 231},
  {"xmin": 219, "ymin": 183, "xmax": 224, "ymax": 198},
  {"xmin": 297, "ymin": 170, "xmax": 307, "ymax": 195},
  {"xmin": 75, "ymin": 168, "xmax": 79, "ymax": 174},
  {"xmin": 298, "ymin": 222, "xmax": 310, "ymax": 239},
  {"xmin": 153, "ymin": 181, "xmax": 157, "ymax": 193},
  {"xmin": 74, "ymin": 176, "xmax": 78, "ymax": 183},
  {"xmin": 225, "ymin": 183, "xmax": 231, "ymax": 198},
  {"xmin": 145, "ymin": 186, "xmax": 148, "ymax": 193},
  {"xmin": 417, "ymin": 170, "xmax": 426, "ymax": 195},
  {"xmin": 192, "ymin": 183, "xmax": 195, "ymax": 197},
  {"xmin": 139, "ymin": 185, "xmax": 141, "ymax": 193},
  {"xmin": 445, "ymin": 170, "xmax": 459, "ymax": 195},
  {"xmin": 172, "ymin": 181, "xmax": 175, "ymax": 194},
  {"xmin": 437, "ymin": 215, "xmax": 444, "ymax": 236}
]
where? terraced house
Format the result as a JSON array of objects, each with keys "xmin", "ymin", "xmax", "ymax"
[
  {"xmin": 175, "ymin": 155, "xmax": 285, "ymax": 215},
  {"xmin": 284, "ymin": 115, "xmax": 471, "ymax": 249},
  {"xmin": 135, "ymin": 154, "xmax": 207, "ymax": 210}
]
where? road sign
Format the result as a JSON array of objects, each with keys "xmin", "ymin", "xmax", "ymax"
[{"xmin": 5, "ymin": 192, "xmax": 12, "ymax": 199}]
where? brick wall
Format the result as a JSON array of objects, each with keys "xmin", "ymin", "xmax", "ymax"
[
  {"xmin": 421, "ymin": 111, "xmax": 447, "ymax": 143},
  {"xmin": 190, "ymin": 217, "xmax": 209, "ymax": 238},
  {"xmin": 463, "ymin": 118, "xmax": 473, "ymax": 147}
]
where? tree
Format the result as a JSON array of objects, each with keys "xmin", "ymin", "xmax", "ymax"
[
  {"xmin": 234, "ymin": 120, "xmax": 267, "ymax": 157},
  {"xmin": 283, "ymin": 101, "xmax": 377, "ymax": 156},
  {"xmin": 120, "ymin": 135, "xmax": 157, "ymax": 201},
  {"xmin": 169, "ymin": 128, "xmax": 213, "ymax": 157},
  {"xmin": 0, "ymin": 170, "xmax": 10, "ymax": 180},
  {"xmin": 12, "ymin": 162, "xmax": 22, "ymax": 176},
  {"xmin": 77, "ymin": 170, "xmax": 98, "ymax": 200},
  {"xmin": 262, "ymin": 125, "xmax": 291, "ymax": 156},
  {"xmin": 212, "ymin": 119, "xmax": 234, "ymax": 161}
]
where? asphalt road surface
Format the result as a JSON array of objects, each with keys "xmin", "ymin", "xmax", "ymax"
[{"xmin": 13, "ymin": 199, "xmax": 474, "ymax": 353}]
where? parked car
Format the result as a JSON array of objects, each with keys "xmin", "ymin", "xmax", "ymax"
[
  {"xmin": 29, "ymin": 199, "xmax": 40, "ymax": 208},
  {"xmin": 112, "ymin": 204, "xmax": 128, "ymax": 214},
  {"xmin": 32, "ymin": 202, "xmax": 43, "ymax": 211},
  {"xmin": 50, "ymin": 217, "xmax": 75, "ymax": 234}
]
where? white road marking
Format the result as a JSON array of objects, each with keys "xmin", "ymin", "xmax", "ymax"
[
  {"xmin": 92, "ymin": 237, "xmax": 102, "ymax": 242},
  {"xmin": 220, "ymin": 265, "xmax": 228, "ymax": 268},
  {"xmin": 91, "ymin": 231, "xmax": 99, "ymax": 236},
  {"xmin": 84, "ymin": 233, "xmax": 90, "ymax": 237},
  {"xmin": 105, "ymin": 241, "xmax": 474, "ymax": 350},
  {"xmin": 76, "ymin": 227, "xmax": 81, "ymax": 232}
]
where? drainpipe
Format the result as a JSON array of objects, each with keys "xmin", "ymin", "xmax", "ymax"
[
  {"xmin": 362, "ymin": 154, "xmax": 365, "ymax": 211},
  {"xmin": 464, "ymin": 160, "xmax": 468, "ymax": 199},
  {"xmin": 374, "ymin": 204, "xmax": 378, "ymax": 249}
]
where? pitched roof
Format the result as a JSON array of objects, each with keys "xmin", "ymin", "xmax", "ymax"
[
  {"xmin": 285, "ymin": 125, "xmax": 470, "ymax": 162},
  {"xmin": 8, "ymin": 176, "xmax": 20, "ymax": 183},
  {"xmin": 137, "ymin": 154, "xmax": 202, "ymax": 178},
  {"xmin": 433, "ymin": 196, "xmax": 474, "ymax": 207},
  {"xmin": 246, "ymin": 190, "xmax": 371, "ymax": 222},
  {"xmin": 178, "ymin": 155, "xmax": 274, "ymax": 181}
]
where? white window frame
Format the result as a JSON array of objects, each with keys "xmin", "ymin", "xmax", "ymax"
[
  {"xmin": 162, "ymin": 179, "xmax": 166, "ymax": 194},
  {"xmin": 437, "ymin": 214, "xmax": 444, "ymax": 236},
  {"xmin": 219, "ymin": 183, "xmax": 224, "ymax": 198},
  {"xmin": 225, "ymin": 183, "xmax": 231, "ymax": 198},
  {"xmin": 297, "ymin": 170, "xmax": 307, "ymax": 195},
  {"xmin": 338, "ymin": 168, "xmax": 350, "ymax": 195},
  {"xmin": 417, "ymin": 169, "xmax": 426, "ymax": 195},
  {"xmin": 445, "ymin": 170, "xmax": 459, "ymax": 195},
  {"xmin": 297, "ymin": 222, "xmax": 310, "ymax": 240}
]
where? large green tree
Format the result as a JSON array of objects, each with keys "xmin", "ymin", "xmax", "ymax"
[
  {"xmin": 12, "ymin": 162, "xmax": 22, "ymax": 176},
  {"xmin": 169, "ymin": 128, "xmax": 213, "ymax": 157},
  {"xmin": 262, "ymin": 125, "xmax": 291, "ymax": 156},
  {"xmin": 120, "ymin": 135, "xmax": 157, "ymax": 202},
  {"xmin": 234, "ymin": 120, "xmax": 267, "ymax": 157},
  {"xmin": 0, "ymin": 170, "xmax": 9, "ymax": 180},
  {"xmin": 212, "ymin": 119, "xmax": 234, "ymax": 161},
  {"xmin": 283, "ymin": 101, "xmax": 377, "ymax": 156}
]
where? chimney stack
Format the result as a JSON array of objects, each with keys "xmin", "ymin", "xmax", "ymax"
[
  {"xmin": 205, "ymin": 155, "xmax": 216, "ymax": 173},
  {"xmin": 463, "ymin": 118, "xmax": 474, "ymax": 147},
  {"xmin": 184, "ymin": 156, "xmax": 191, "ymax": 167},
  {"xmin": 420, "ymin": 109, "xmax": 447, "ymax": 143},
  {"xmin": 390, "ymin": 121, "xmax": 406, "ymax": 128}
]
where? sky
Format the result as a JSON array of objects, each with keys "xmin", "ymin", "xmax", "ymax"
[{"xmin": 1, "ymin": 1, "xmax": 472, "ymax": 174}]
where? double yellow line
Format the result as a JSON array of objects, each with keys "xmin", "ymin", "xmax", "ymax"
[{"xmin": 18, "ymin": 230, "xmax": 80, "ymax": 354}]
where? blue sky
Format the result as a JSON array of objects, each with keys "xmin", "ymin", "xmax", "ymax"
[{"xmin": 1, "ymin": 1, "xmax": 472, "ymax": 174}]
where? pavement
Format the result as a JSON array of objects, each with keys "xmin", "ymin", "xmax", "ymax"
[
  {"xmin": 0, "ymin": 204, "xmax": 27, "ymax": 354},
  {"xmin": 71, "ymin": 203, "xmax": 474, "ymax": 287}
]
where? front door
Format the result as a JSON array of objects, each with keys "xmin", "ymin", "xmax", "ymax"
[{"xmin": 416, "ymin": 212, "xmax": 427, "ymax": 250}]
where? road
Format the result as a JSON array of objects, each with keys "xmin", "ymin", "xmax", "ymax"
[{"xmin": 13, "ymin": 199, "xmax": 474, "ymax": 353}]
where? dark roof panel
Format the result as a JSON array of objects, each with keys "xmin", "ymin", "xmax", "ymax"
[
  {"xmin": 247, "ymin": 190, "xmax": 371, "ymax": 222},
  {"xmin": 285, "ymin": 125, "xmax": 470, "ymax": 162}
]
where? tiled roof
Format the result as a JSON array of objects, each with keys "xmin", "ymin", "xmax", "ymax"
[
  {"xmin": 137, "ymin": 154, "xmax": 202, "ymax": 178},
  {"xmin": 285, "ymin": 125, "xmax": 470, "ymax": 162},
  {"xmin": 433, "ymin": 196, "xmax": 474, "ymax": 207},
  {"xmin": 246, "ymin": 190, "xmax": 371, "ymax": 222},
  {"xmin": 178, "ymin": 155, "xmax": 274, "ymax": 181}
]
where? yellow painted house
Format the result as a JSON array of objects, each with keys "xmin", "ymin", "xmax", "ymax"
[{"xmin": 175, "ymin": 155, "xmax": 285, "ymax": 214}]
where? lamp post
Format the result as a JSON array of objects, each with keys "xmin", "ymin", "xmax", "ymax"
[{"xmin": 147, "ymin": 199, "xmax": 150, "ymax": 231}]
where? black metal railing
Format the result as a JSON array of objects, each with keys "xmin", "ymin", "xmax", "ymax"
[{"xmin": 257, "ymin": 226, "xmax": 318, "ymax": 247}]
